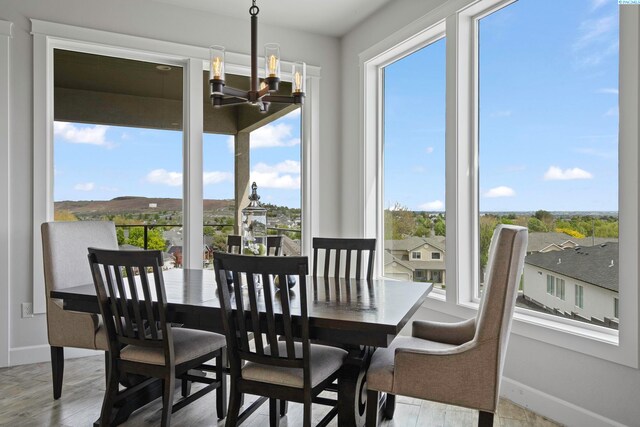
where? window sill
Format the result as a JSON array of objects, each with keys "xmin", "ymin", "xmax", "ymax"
[{"xmin": 421, "ymin": 294, "xmax": 635, "ymax": 368}]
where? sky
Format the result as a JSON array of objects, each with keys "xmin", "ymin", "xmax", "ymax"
[
  {"xmin": 384, "ymin": 0, "xmax": 619, "ymax": 212},
  {"xmin": 54, "ymin": 109, "xmax": 301, "ymax": 208}
]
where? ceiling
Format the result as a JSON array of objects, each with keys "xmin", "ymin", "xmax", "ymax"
[{"xmin": 146, "ymin": 0, "xmax": 393, "ymax": 37}]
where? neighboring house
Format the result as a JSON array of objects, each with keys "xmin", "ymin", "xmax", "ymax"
[
  {"xmin": 526, "ymin": 232, "xmax": 617, "ymax": 254},
  {"xmin": 384, "ymin": 236, "xmax": 446, "ymax": 285},
  {"xmin": 523, "ymin": 242, "xmax": 619, "ymax": 328}
]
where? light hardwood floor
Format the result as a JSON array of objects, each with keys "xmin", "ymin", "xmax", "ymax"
[{"xmin": 0, "ymin": 355, "xmax": 561, "ymax": 426}]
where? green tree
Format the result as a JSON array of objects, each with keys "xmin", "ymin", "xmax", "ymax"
[
  {"xmin": 527, "ymin": 217, "xmax": 547, "ymax": 232},
  {"xmin": 116, "ymin": 228, "xmax": 126, "ymax": 245},
  {"xmin": 433, "ymin": 216, "xmax": 446, "ymax": 237},
  {"xmin": 384, "ymin": 203, "xmax": 416, "ymax": 239},
  {"xmin": 127, "ymin": 227, "xmax": 166, "ymax": 251},
  {"xmin": 479, "ymin": 215, "xmax": 498, "ymax": 274}
]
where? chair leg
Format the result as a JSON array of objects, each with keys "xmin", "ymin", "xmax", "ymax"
[
  {"xmin": 216, "ymin": 351, "xmax": 228, "ymax": 420},
  {"xmin": 303, "ymin": 395, "xmax": 312, "ymax": 427},
  {"xmin": 50, "ymin": 346, "xmax": 64, "ymax": 400},
  {"xmin": 181, "ymin": 378, "xmax": 191, "ymax": 398},
  {"xmin": 98, "ymin": 358, "xmax": 119, "ymax": 427},
  {"xmin": 279, "ymin": 400, "xmax": 288, "ymax": 416},
  {"xmin": 478, "ymin": 411, "xmax": 495, "ymax": 427},
  {"xmin": 383, "ymin": 393, "xmax": 396, "ymax": 419},
  {"xmin": 103, "ymin": 352, "xmax": 109, "ymax": 388},
  {"xmin": 366, "ymin": 389, "xmax": 379, "ymax": 427},
  {"xmin": 269, "ymin": 398, "xmax": 281, "ymax": 427},
  {"xmin": 225, "ymin": 385, "xmax": 242, "ymax": 427},
  {"xmin": 161, "ymin": 375, "xmax": 175, "ymax": 427}
]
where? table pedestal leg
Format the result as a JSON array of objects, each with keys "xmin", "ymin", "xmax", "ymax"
[{"xmin": 338, "ymin": 346, "xmax": 373, "ymax": 427}]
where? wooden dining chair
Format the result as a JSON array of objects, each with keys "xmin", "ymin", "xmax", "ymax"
[
  {"xmin": 365, "ymin": 225, "xmax": 528, "ymax": 427},
  {"xmin": 267, "ymin": 235, "xmax": 284, "ymax": 256},
  {"xmin": 227, "ymin": 235, "xmax": 242, "ymax": 254},
  {"xmin": 88, "ymin": 248, "xmax": 228, "ymax": 427},
  {"xmin": 41, "ymin": 220, "xmax": 118, "ymax": 400},
  {"xmin": 213, "ymin": 251, "xmax": 348, "ymax": 427},
  {"xmin": 312, "ymin": 237, "xmax": 376, "ymax": 279}
]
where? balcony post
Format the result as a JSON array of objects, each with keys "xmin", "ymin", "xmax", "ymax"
[{"xmin": 235, "ymin": 131, "xmax": 251, "ymax": 234}]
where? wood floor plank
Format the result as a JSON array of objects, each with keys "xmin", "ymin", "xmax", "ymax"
[{"xmin": 0, "ymin": 355, "xmax": 563, "ymax": 427}]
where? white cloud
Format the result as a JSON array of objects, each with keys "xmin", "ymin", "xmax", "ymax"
[
  {"xmin": 251, "ymin": 160, "xmax": 300, "ymax": 189},
  {"xmin": 146, "ymin": 169, "xmax": 182, "ymax": 186},
  {"xmin": 591, "ymin": 0, "xmax": 608, "ymax": 12},
  {"xmin": 604, "ymin": 106, "xmax": 618, "ymax": 116},
  {"xmin": 284, "ymin": 108, "xmax": 301, "ymax": 119},
  {"xmin": 543, "ymin": 166, "xmax": 593, "ymax": 181},
  {"xmin": 74, "ymin": 182, "xmax": 95, "ymax": 191},
  {"xmin": 574, "ymin": 16, "xmax": 616, "ymax": 51},
  {"xmin": 419, "ymin": 200, "xmax": 444, "ymax": 211},
  {"xmin": 425, "ymin": 147, "xmax": 434, "ymax": 154},
  {"xmin": 597, "ymin": 88, "xmax": 618, "ymax": 95},
  {"xmin": 484, "ymin": 186, "xmax": 516, "ymax": 198},
  {"xmin": 54, "ymin": 122, "xmax": 111, "ymax": 146},
  {"xmin": 226, "ymin": 122, "xmax": 300, "ymax": 152},
  {"xmin": 252, "ymin": 123, "xmax": 300, "ymax": 148},
  {"xmin": 203, "ymin": 171, "xmax": 233, "ymax": 185}
]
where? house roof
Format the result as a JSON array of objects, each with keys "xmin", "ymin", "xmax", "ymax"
[
  {"xmin": 384, "ymin": 236, "xmax": 445, "ymax": 253},
  {"xmin": 527, "ymin": 232, "xmax": 617, "ymax": 253},
  {"xmin": 383, "ymin": 251, "xmax": 413, "ymax": 271},
  {"xmin": 525, "ymin": 243, "xmax": 619, "ymax": 292}
]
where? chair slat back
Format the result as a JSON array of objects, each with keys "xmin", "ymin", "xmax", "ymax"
[
  {"xmin": 267, "ymin": 235, "xmax": 284, "ymax": 256},
  {"xmin": 213, "ymin": 252, "xmax": 309, "ymax": 373},
  {"xmin": 227, "ymin": 235, "xmax": 242, "ymax": 254},
  {"xmin": 88, "ymin": 248, "xmax": 171, "ymax": 356},
  {"xmin": 312, "ymin": 237, "xmax": 376, "ymax": 280}
]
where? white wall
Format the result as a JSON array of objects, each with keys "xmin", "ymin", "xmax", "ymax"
[
  {"xmin": 0, "ymin": 0, "xmax": 340, "ymax": 362},
  {"xmin": 340, "ymin": 0, "xmax": 639, "ymax": 425},
  {"xmin": 523, "ymin": 264, "xmax": 618, "ymax": 321}
]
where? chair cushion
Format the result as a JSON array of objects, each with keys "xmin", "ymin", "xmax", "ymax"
[
  {"xmin": 120, "ymin": 327, "xmax": 226, "ymax": 366},
  {"xmin": 242, "ymin": 342, "xmax": 347, "ymax": 388},
  {"xmin": 367, "ymin": 336, "xmax": 456, "ymax": 393}
]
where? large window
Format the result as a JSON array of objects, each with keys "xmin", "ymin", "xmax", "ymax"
[
  {"xmin": 363, "ymin": 0, "xmax": 638, "ymax": 364},
  {"xmin": 382, "ymin": 37, "xmax": 447, "ymax": 288},
  {"xmin": 478, "ymin": 0, "xmax": 619, "ymax": 329},
  {"xmin": 250, "ymin": 109, "xmax": 302, "ymax": 255},
  {"xmin": 53, "ymin": 49, "xmax": 184, "ymax": 269}
]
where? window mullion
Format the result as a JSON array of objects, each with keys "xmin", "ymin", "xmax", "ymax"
[{"xmin": 183, "ymin": 58, "xmax": 204, "ymax": 269}]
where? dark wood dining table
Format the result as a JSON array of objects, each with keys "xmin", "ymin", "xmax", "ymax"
[{"xmin": 51, "ymin": 268, "xmax": 432, "ymax": 427}]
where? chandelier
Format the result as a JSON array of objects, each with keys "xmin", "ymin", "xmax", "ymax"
[{"xmin": 209, "ymin": 0, "xmax": 306, "ymax": 113}]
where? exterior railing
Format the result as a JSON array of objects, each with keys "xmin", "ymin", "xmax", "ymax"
[{"xmin": 114, "ymin": 223, "xmax": 301, "ymax": 250}]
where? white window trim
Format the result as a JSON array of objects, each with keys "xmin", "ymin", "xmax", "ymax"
[
  {"xmin": 359, "ymin": 0, "xmax": 639, "ymax": 368},
  {"xmin": 0, "ymin": 19, "xmax": 13, "ymax": 368},
  {"xmin": 31, "ymin": 19, "xmax": 320, "ymax": 314}
]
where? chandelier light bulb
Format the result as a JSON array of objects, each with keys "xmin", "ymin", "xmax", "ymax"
[{"xmin": 264, "ymin": 43, "xmax": 281, "ymax": 78}]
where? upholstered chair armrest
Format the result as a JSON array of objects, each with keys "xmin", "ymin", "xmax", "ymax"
[
  {"xmin": 392, "ymin": 340, "xmax": 499, "ymax": 413},
  {"xmin": 411, "ymin": 317, "xmax": 476, "ymax": 345}
]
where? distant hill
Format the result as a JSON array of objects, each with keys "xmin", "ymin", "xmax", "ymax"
[{"xmin": 55, "ymin": 197, "xmax": 234, "ymax": 215}]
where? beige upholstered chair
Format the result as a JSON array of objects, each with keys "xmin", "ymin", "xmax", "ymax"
[
  {"xmin": 41, "ymin": 221, "xmax": 118, "ymax": 399},
  {"xmin": 366, "ymin": 225, "xmax": 528, "ymax": 427}
]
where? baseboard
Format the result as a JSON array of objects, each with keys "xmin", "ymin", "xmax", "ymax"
[
  {"xmin": 501, "ymin": 377, "xmax": 625, "ymax": 427},
  {"xmin": 9, "ymin": 344, "xmax": 101, "ymax": 366}
]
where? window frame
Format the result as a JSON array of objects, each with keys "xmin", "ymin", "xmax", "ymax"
[
  {"xmin": 411, "ymin": 251, "xmax": 422, "ymax": 260},
  {"xmin": 547, "ymin": 274, "xmax": 555, "ymax": 295},
  {"xmin": 575, "ymin": 284, "xmax": 585, "ymax": 310},
  {"xmin": 31, "ymin": 19, "xmax": 321, "ymax": 314},
  {"xmin": 360, "ymin": 0, "xmax": 640, "ymax": 367}
]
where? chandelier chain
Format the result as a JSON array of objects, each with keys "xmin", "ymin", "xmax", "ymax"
[{"xmin": 250, "ymin": 0, "xmax": 259, "ymax": 16}]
